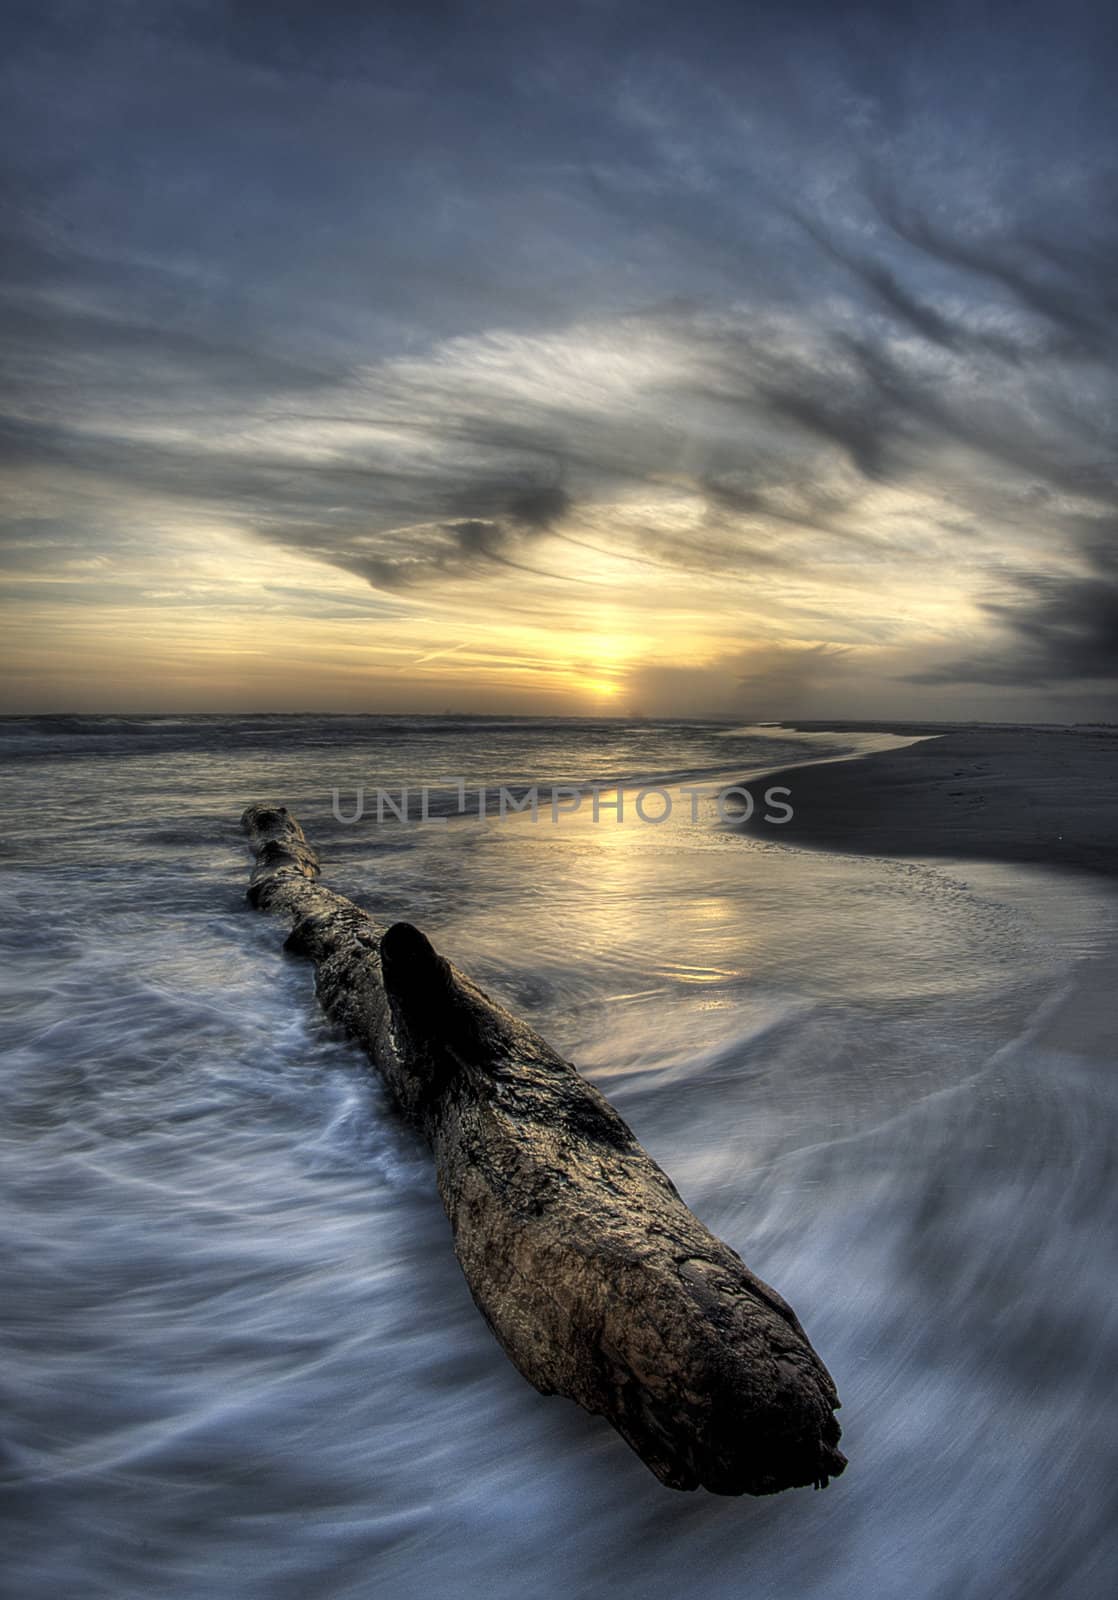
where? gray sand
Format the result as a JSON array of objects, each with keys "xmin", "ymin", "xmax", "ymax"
[{"xmin": 742, "ymin": 724, "xmax": 1118, "ymax": 877}]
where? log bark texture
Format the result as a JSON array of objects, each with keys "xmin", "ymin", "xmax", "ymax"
[{"xmin": 242, "ymin": 803, "xmax": 846, "ymax": 1495}]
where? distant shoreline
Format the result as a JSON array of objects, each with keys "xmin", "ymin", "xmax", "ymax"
[{"xmin": 737, "ymin": 724, "xmax": 1118, "ymax": 878}]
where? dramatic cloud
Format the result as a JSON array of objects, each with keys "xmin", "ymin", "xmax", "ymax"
[
  {"xmin": 1, "ymin": 0, "xmax": 1117, "ymax": 712},
  {"xmin": 911, "ymin": 536, "xmax": 1118, "ymax": 688}
]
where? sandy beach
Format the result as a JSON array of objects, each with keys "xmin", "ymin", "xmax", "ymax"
[{"xmin": 743, "ymin": 723, "xmax": 1118, "ymax": 877}]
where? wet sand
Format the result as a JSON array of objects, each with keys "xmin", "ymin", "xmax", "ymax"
[{"xmin": 742, "ymin": 724, "xmax": 1118, "ymax": 877}]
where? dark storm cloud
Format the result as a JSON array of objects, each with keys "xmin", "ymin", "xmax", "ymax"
[
  {"xmin": 910, "ymin": 537, "xmax": 1118, "ymax": 687},
  {"xmin": 2, "ymin": 0, "xmax": 1118, "ymax": 703}
]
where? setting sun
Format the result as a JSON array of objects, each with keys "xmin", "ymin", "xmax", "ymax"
[{"xmin": 583, "ymin": 677, "xmax": 622, "ymax": 700}]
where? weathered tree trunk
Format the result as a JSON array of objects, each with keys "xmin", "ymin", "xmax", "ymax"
[{"xmin": 242, "ymin": 803, "xmax": 846, "ymax": 1495}]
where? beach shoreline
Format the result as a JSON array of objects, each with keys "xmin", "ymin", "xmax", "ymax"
[{"xmin": 737, "ymin": 723, "xmax": 1118, "ymax": 878}]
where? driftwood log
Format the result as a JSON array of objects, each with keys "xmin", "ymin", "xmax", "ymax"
[{"xmin": 242, "ymin": 804, "xmax": 846, "ymax": 1495}]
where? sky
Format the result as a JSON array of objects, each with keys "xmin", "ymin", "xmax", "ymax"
[{"xmin": 2, "ymin": 0, "xmax": 1117, "ymax": 718}]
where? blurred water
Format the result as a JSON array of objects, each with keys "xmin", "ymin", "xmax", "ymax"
[{"xmin": 1, "ymin": 715, "xmax": 1115, "ymax": 1598}]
